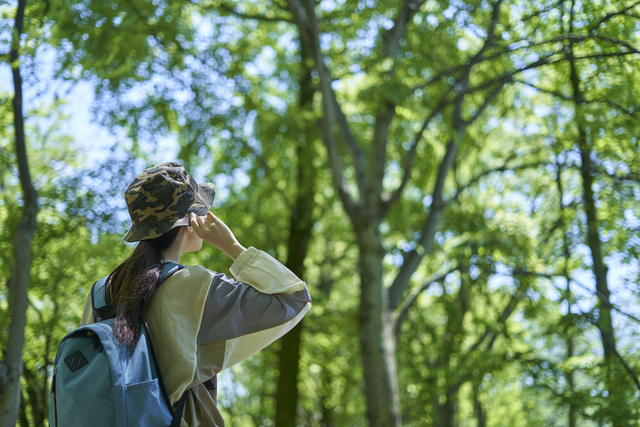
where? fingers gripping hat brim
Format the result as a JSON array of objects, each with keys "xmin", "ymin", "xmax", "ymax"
[{"xmin": 123, "ymin": 182, "xmax": 216, "ymax": 243}]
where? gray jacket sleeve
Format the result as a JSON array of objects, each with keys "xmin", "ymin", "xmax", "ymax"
[{"xmin": 197, "ymin": 247, "xmax": 311, "ymax": 369}]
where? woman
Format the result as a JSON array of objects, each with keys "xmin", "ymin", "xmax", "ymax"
[{"xmin": 79, "ymin": 162, "xmax": 312, "ymax": 426}]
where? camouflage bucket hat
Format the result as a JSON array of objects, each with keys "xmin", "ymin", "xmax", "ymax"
[{"xmin": 123, "ymin": 162, "xmax": 216, "ymax": 242}]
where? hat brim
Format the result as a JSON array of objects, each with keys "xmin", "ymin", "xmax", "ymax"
[{"xmin": 123, "ymin": 183, "xmax": 216, "ymax": 242}]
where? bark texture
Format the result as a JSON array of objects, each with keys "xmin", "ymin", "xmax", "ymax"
[
  {"xmin": 566, "ymin": 9, "xmax": 630, "ymax": 422},
  {"xmin": 282, "ymin": 1, "xmax": 509, "ymax": 425},
  {"xmin": 274, "ymin": 50, "xmax": 317, "ymax": 427},
  {"xmin": 21, "ymin": 366, "xmax": 46, "ymax": 427},
  {"xmin": 0, "ymin": 1, "xmax": 39, "ymax": 425},
  {"xmin": 566, "ymin": 0, "xmax": 617, "ymax": 366},
  {"xmin": 357, "ymin": 224, "xmax": 401, "ymax": 427},
  {"xmin": 275, "ymin": 322, "xmax": 304, "ymax": 427},
  {"xmin": 472, "ymin": 382, "xmax": 486, "ymax": 427},
  {"xmin": 556, "ymin": 164, "xmax": 578, "ymax": 427}
]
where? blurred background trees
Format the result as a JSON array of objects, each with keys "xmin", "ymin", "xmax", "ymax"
[{"xmin": 1, "ymin": 0, "xmax": 640, "ymax": 426}]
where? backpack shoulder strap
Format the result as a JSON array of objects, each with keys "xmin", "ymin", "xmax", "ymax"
[
  {"xmin": 142, "ymin": 262, "xmax": 187, "ymax": 425},
  {"xmin": 157, "ymin": 262, "xmax": 185, "ymax": 287},
  {"xmin": 91, "ymin": 262, "xmax": 186, "ymax": 322},
  {"xmin": 91, "ymin": 277, "xmax": 113, "ymax": 322}
]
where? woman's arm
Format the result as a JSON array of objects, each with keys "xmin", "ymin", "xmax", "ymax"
[
  {"xmin": 197, "ymin": 248, "xmax": 311, "ymax": 369},
  {"xmin": 190, "ymin": 213, "xmax": 311, "ymax": 369}
]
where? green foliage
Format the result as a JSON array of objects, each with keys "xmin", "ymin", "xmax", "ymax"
[
  {"xmin": 3, "ymin": 0, "xmax": 640, "ymax": 425},
  {"xmin": 0, "ymin": 94, "xmax": 140, "ymax": 426}
]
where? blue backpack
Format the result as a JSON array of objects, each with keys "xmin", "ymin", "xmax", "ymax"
[{"xmin": 49, "ymin": 262, "xmax": 187, "ymax": 427}]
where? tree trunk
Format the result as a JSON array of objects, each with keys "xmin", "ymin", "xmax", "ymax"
[
  {"xmin": 576, "ymin": 139, "xmax": 630, "ymax": 422},
  {"xmin": 432, "ymin": 384, "xmax": 460, "ymax": 427},
  {"xmin": 557, "ymin": 162, "xmax": 578, "ymax": 427},
  {"xmin": 567, "ymin": 21, "xmax": 629, "ymax": 423},
  {"xmin": 22, "ymin": 366, "xmax": 45, "ymax": 427},
  {"xmin": 357, "ymin": 223, "xmax": 402, "ymax": 427},
  {"xmin": 275, "ymin": 322, "xmax": 304, "ymax": 427},
  {"xmin": 18, "ymin": 390, "xmax": 28, "ymax": 427},
  {"xmin": 283, "ymin": 1, "xmax": 455, "ymax": 425},
  {"xmin": 0, "ymin": 1, "xmax": 39, "ymax": 425},
  {"xmin": 567, "ymin": 336, "xmax": 577, "ymax": 427},
  {"xmin": 566, "ymin": 0, "xmax": 616, "ymax": 368},
  {"xmin": 274, "ymin": 147, "xmax": 315, "ymax": 426},
  {"xmin": 319, "ymin": 364, "xmax": 334, "ymax": 427},
  {"xmin": 576, "ymin": 145, "xmax": 616, "ymax": 360},
  {"xmin": 432, "ymin": 272, "xmax": 469, "ymax": 427},
  {"xmin": 433, "ymin": 389, "xmax": 457, "ymax": 427},
  {"xmin": 473, "ymin": 382, "xmax": 486, "ymax": 427},
  {"xmin": 274, "ymin": 51, "xmax": 317, "ymax": 426}
]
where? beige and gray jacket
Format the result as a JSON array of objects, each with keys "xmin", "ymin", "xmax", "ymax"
[{"xmin": 80, "ymin": 246, "xmax": 312, "ymax": 426}]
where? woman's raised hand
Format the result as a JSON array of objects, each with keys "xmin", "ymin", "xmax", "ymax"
[{"xmin": 190, "ymin": 212, "xmax": 246, "ymax": 260}]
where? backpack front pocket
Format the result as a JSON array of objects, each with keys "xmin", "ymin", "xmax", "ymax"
[{"xmin": 125, "ymin": 379, "xmax": 174, "ymax": 426}]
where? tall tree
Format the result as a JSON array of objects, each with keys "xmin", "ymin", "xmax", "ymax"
[
  {"xmin": 36, "ymin": 0, "xmax": 640, "ymax": 425},
  {"xmin": 521, "ymin": 1, "xmax": 640, "ymax": 422},
  {"xmin": 280, "ymin": 0, "xmax": 580, "ymax": 424},
  {"xmin": 556, "ymin": 162, "xmax": 578, "ymax": 427},
  {"xmin": 0, "ymin": 0, "xmax": 38, "ymax": 425},
  {"xmin": 566, "ymin": 2, "xmax": 639, "ymax": 418},
  {"xmin": 275, "ymin": 46, "xmax": 318, "ymax": 427}
]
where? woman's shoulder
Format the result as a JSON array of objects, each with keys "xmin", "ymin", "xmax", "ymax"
[
  {"xmin": 151, "ymin": 264, "xmax": 218, "ymax": 305},
  {"xmin": 171, "ymin": 264, "xmax": 220, "ymax": 283}
]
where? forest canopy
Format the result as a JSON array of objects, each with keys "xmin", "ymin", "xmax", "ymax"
[{"xmin": 1, "ymin": 0, "xmax": 640, "ymax": 426}]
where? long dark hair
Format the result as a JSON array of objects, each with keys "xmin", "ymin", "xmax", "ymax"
[{"xmin": 106, "ymin": 227, "xmax": 183, "ymax": 347}]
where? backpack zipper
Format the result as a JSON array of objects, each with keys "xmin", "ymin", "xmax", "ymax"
[
  {"xmin": 87, "ymin": 330, "xmax": 104, "ymax": 352},
  {"xmin": 52, "ymin": 366, "xmax": 59, "ymax": 427}
]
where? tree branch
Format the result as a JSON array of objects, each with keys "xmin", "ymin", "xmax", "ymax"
[
  {"xmin": 370, "ymin": 102, "xmax": 394, "ymax": 210},
  {"xmin": 381, "ymin": 95, "xmax": 449, "ymax": 215},
  {"xmin": 588, "ymin": 0, "xmax": 640, "ymax": 32},
  {"xmin": 622, "ymin": 11, "xmax": 640, "ymax": 20},
  {"xmin": 420, "ymin": 33, "xmax": 582, "ymax": 91},
  {"xmin": 217, "ymin": 2, "xmax": 293, "ymax": 22},
  {"xmin": 380, "ymin": 0, "xmax": 426, "ymax": 58},
  {"xmin": 393, "ymin": 266, "xmax": 459, "ymax": 334},
  {"xmin": 592, "ymin": 34, "xmax": 640, "ymax": 54},
  {"xmin": 613, "ymin": 347, "xmax": 640, "ymax": 391},
  {"xmin": 507, "ymin": 268, "xmax": 640, "ymax": 326},
  {"xmin": 316, "ymin": 117, "xmax": 358, "ymax": 218},
  {"xmin": 566, "ymin": 277, "xmax": 640, "ymax": 325},
  {"xmin": 285, "ymin": 0, "xmax": 361, "ymax": 213},
  {"xmin": 385, "ymin": 9, "xmax": 514, "ymax": 308},
  {"xmin": 376, "ymin": 0, "xmax": 499, "ymax": 211},
  {"xmin": 463, "ymin": 44, "xmax": 640, "ymax": 102},
  {"xmin": 26, "ymin": 297, "xmax": 44, "ymax": 324},
  {"xmin": 596, "ymin": 167, "xmax": 640, "ymax": 183},
  {"xmin": 477, "ymin": 0, "xmax": 505, "ymax": 58},
  {"xmin": 452, "ymin": 160, "xmax": 547, "ymax": 201},
  {"xmin": 518, "ymin": 80, "xmax": 639, "ymax": 117},
  {"xmin": 463, "ymin": 52, "xmax": 562, "ymax": 98},
  {"xmin": 517, "ymin": 80, "xmax": 571, "ymax": 99},
  {"xmin": 519, "ymin": 0, "xmax": 564, "ymax": 23},
  {"xmin": 387, "ymin": 138, "xmax": 459, "ymax": 310},
  {"xmin": 575, "ymin": 51, "xmax": 640, "ymax": 60},
  {"xmin": 467, "ymin": 78, "xmax": 510, "ymax": 124},
  {"xmin": 287, "ymin": 0, "xmax": 368, "ymax": 199},
  {"xmin": 461, "ymin": 283, "xmax": 526, "ymax": 360}
]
